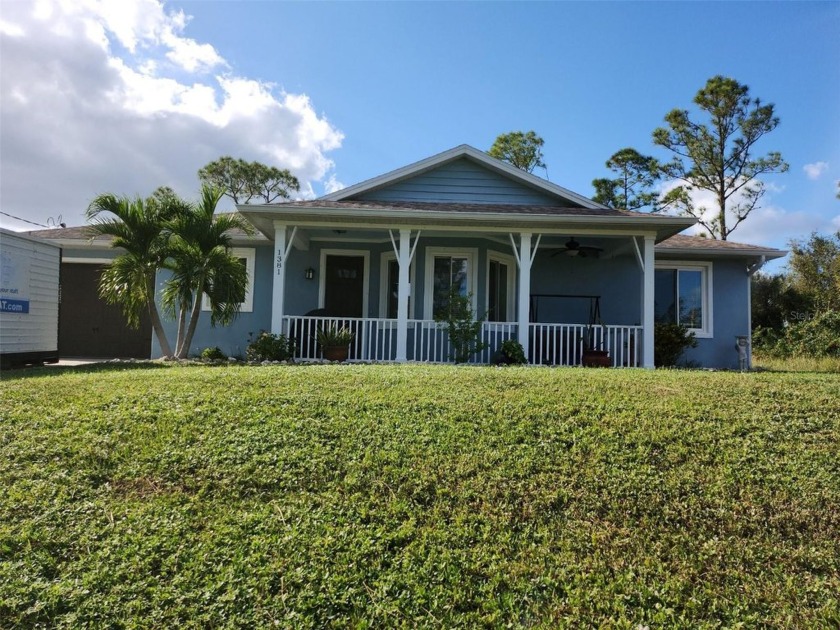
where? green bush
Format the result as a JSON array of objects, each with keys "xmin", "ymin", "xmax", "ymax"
[
  {"xmin": 654, "ymin": 322, "xmax": 698, "ymax": 367},
  {"xmin": 494, "ymin": 339, "xmax": 527, "ymax": 365},
  {"xmin": 199, "ymin": 346, "xmax": 227, "ymax": 361},
  {"xmin": 759, "ymin": 311, "xmax": 840, "ymax": 358},
  {"xmin": 246, "ymin": 331, "xmax": 295, "ymax": 362}
]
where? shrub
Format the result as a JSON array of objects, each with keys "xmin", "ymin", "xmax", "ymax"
[
  {"xmin": 494, "ymin": 339, "xmax": 527, "ymax": 365},
  {"xmin": 654, "ymin": 322, "xmax": 698, "ymax": 367},
  {"xmin": 435, "ymin": 290, "xmax": 487, "ymax": 363},
  {"xmin": 200, "ymin": 346, "xmax": 227, "ymax": 361},
  {"xmin": 246, "ymin": 331, "xmax": 295, "ymax": 362},
  {"xmin": 762, "ymin": 311, "xmax": 840, "ymax": 358}
]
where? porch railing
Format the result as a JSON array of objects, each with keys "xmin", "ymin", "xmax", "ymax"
[
  {"xmin": 282, "ymin": 316, "xmax": 640, "ymax": 367},
  {"xmin": 284, "ymin": 316, "xmax": 399, "ymax": 362},
  {"xmin": 529, "ymin": 323, "xmax": 641, "ymax": 367}
]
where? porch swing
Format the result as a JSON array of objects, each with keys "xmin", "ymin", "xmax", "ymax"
[{"xmin": 528, "ymin": 294, "xmax": 611, "ymax": 366}]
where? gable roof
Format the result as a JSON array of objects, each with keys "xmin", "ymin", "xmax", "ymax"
[{"xmin": 322, "ymin": 144, "xmax": 608, "ymax": 210}]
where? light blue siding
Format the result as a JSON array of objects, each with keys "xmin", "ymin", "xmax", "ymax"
[
  {"xmin": 354, "ymin": 158, "xmax": 570, "ymax": 205},
  {"xmin": 151, "ymin": 246, "xmax": 274, "ymax": 359},
  {"xmin": 681, "ymin": 259, "xmax": 749, "ymax": 370}
]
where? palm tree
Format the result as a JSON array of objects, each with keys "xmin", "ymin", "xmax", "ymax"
[
  {"xmin": 162, "ymin": 185, "xmax": 253, "ymax": 358},
  {"xmin": 86, "ymin": 193, "xmax": 182, "ymax": 357}
]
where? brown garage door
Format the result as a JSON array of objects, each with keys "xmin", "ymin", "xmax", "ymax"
[{"xmin": 59, "ymin": 263, "xmax": 152, "ymax": 358}]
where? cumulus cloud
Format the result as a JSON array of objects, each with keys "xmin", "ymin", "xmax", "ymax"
[
  {"xmin": 323, "ymin": 174, "xmax": 346, "ymax": 195},
  {"xmin": 0, "ymin": 0, "xmax": 343, "ymax": 229},
  {"xmin": 656, "ymin": 179, "xmax": 835, "ymax": 248},
  {"xmin": 803, "ymin": 161, "xmax": 829, "ymax": 180}
]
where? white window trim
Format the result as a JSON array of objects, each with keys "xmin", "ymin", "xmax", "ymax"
[
  {"xmin": 423, "ymin": 246, "xmax": 479, "ymax": 320},
  {"xmin": 318, "ymin": 249, "xmax": 370, "ymax": 317},
  {"xmin": 655, "ymin": 260, "xmax": 713, "ymax": 338},
  {"xmin": 486, "ymin": 250, "xmax": 517, "ymax": 323},
  {"xmin": 202, "ymin": 247, "xmax": 255, "ymax": 313},
  {"xmin": 379, "ymin": 251, "xmax": 416, "ymax": 319}
]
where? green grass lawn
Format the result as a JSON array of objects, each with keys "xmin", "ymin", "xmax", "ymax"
[{"xmin": 2, "ymin": 364, "xmax": 839, "ymax": 628}]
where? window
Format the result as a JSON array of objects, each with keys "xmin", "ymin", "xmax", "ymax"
[
  {"xmin": 487, "ymin": 251, "xmax": 516, "ymax": 322},
  {"xmin": 423, "ymin": 247, "xmax": 477, "ymax": 320},
  {"xmin": 379, "ymin": 252, "xmax": 414, "ymax": 319},
  {"xmin": 654, "ymin": 262, "xmax": 712, "ymax": 337},
  {"xmin": 202, "ymin": 247, "xmax": 255, "ymax": 313}
]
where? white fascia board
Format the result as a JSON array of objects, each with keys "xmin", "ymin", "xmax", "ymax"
[
  {"xmin": 320, "ymin": 144, "xmax": 608, "ymax": 210},
  {"xmin": 240, "ymin": 213, "xmax": 695, "ymax": 245},
  {"xmin": 242, "ymin": 204, "xmax": 695, "ymax": 231},
  {"xmin": 320, "ymin": 145, "xmax": 473, "ymax": 201}
]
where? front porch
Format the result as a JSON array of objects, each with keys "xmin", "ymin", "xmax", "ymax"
[{"xmin": 283, "ymin": 316, "xmax": 642, "ymax": 367}]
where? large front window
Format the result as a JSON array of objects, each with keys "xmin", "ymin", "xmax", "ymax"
[
  {"xmin": 654, "ymin": 262, "xmax": 712, "ymax": 336},
  {"xmin": 424, "ymin": 248, "xmax": 477, "ymax": 320}
]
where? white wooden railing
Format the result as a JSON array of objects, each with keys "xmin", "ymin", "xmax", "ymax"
[
  {"xmin": 283, "ymin": 316, "xmax": 399, "ymax": 362},
  {"xmin": 282, "ymin": 316, "xmax": 640, "ymax": 366},
  {"xmin": 529, "ymin": 323, "xmax": 641, "ymax": 367}
]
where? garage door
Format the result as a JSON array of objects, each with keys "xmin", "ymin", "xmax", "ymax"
[{"xmin": 59, "ymin": 263, "xmax": 152, "ymax": 358}]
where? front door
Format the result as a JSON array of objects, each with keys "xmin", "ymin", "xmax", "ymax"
[{"xmin": 324, "ymin": 255, "xmax": 365, "ymax": 317}]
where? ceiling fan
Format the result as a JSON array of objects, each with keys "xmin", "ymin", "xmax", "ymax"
[{"xmin": 550, "ymin": 237, "xmax": 604, "ymax": 258}]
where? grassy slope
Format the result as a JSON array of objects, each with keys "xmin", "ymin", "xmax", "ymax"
[{"xmin": 1, "ymin": 364, "xmax": 838, "ymax": 628}]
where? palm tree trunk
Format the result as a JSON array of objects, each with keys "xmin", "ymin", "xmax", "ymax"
[
  {"xmin": 178, "ymin": 288, "xmax": 205, "ymax": 359},
  {"xmin": 146, "ymin": 275, "xmax": 173, "ymax": 357},
  {"xmin": 175, "ymin": 299, "xmax": 188, "ymax": 357}
]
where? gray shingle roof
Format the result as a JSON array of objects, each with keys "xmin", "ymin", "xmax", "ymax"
[{"xmin": 656, "ymin": 234, "xmax": 785, "ymax": 254}]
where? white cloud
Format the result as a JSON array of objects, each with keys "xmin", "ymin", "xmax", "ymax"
[
  {"xmin": 803, "ymin": 161, "xmax": 829, "ymax": 180},
  {"xmin": 324, "ymin": 174, "xmax": 346, "ymax": 195},
  {"xmin": 0, "ymin": 20, "xmax": 25, "ymax": 37},
  {"xmin": 0, "ymin": 0, "xmax": 343, "ymax": 229},
  {"xmin": 656, "ymin": 179, "xmax": 835, "ymax": 248}
]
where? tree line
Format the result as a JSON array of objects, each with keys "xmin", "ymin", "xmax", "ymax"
[{"xmin": 490, "ymin": 76, "xmax": 791, "ymax": 242}]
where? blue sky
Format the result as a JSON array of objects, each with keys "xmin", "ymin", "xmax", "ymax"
[{"xmin": 1, "ymin": 1, "xmax": 838, "ymax": 268}]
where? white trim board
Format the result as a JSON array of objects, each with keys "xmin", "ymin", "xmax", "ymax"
[
  {"xmin": 486, "ymin": 249, "xmax": 517, "ymax": 323},
  {"xmin": 422, "ymin": 246, "xmax": 479, "ymax": 320},
  {"xmin": 202, "ymin": 247, "xmax": 256, "ymax": 313},
  {"xmin": 654, "ymin": 260, "xmax": 714, "ymax": 338}
]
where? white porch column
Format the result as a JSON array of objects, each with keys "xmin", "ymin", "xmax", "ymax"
[
  {"xmin": 642, "ymin": 235, "xmax": 655, "ymax": 368},
  {"xmin": 395, "ymin": 229, "xmax": 411, "ymax": 362},
  {"xmin": 517, "ymin": 232, "xmax": 532, "ymax": 358},
  {"xmin": 270, "ymin": 223, "xmax": 287, "ymax": 334}
]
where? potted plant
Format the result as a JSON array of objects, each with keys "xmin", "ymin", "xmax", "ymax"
[
  {"xmin": 581, "ymin": 323, "xmax": 611, "ymax": 367},
  {"xmin": 316, "ymin": 325, "xmax": 355, "ymax": 362}
]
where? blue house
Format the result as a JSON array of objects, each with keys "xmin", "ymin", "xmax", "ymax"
[{"xmin": 35, "ymin": 145, "xmax": 785, "ymax": 368}]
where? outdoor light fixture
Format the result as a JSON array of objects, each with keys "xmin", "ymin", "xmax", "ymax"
[{"xmin": 304, "ymin": 267, "xmax": 315, "ymax": 280}]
